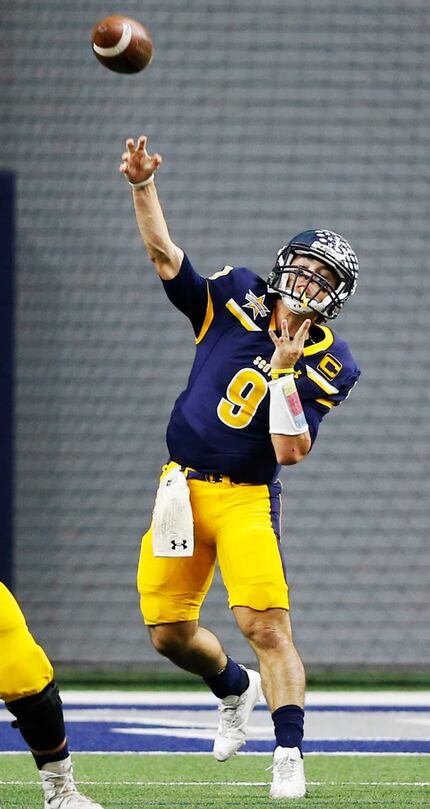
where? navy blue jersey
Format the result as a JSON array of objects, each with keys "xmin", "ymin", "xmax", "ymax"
[{"xmin": 162, "ymin": 254, "xmax": 360, "ymax": 484}]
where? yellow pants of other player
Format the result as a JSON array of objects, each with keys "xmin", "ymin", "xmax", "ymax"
[{"xmin": 0, "ymin": 582, "xmax": 53, "ymax": 702}]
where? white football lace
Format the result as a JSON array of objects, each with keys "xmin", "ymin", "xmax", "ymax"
[
  {"xmin": 219, "ymin": 697, "xmax": 243, "ymax": 732},
  {"xmin": 43, "ymin": 770, "xmax": 100, "ymax": 807},
  {"xmin": 42, "ymin": 769, "xmax": 77, "ymax": 801},
  {"xmin": 266, "ymin": 755, "xmax": 301, "ymax": 778}
]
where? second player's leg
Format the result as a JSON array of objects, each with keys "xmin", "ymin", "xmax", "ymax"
[{"xmin": 1, "ymin": 584, "xmax": 104, "ymax": 808}]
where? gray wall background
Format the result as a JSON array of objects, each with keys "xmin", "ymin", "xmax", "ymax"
[{"xmin": 2, "ymin": 0, "xmax": 429, "ymax": 669}]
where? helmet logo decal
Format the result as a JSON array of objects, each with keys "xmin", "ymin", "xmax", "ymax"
[
  {"xmin": 299, "ymin": 291, "xmax": 310, "ymax": 309},
  {"xmin": 243, "ymin": 289, "xmax": 270, "ymax": 320}
]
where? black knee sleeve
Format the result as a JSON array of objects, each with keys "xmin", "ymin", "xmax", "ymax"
[{"xmin": 5, "ymin": 680, "xmax": 66, "ymax": 750}]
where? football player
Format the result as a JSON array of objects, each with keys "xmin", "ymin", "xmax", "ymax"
[
  {"xmin": 0, "ymin": 582, "xmax": 103, "ymax": 808},
  {"xmin": 119, "ymin": 135, "xmax": 360, "ymax": 800}
]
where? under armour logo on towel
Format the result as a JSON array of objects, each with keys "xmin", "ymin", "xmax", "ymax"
[{"xmin": 171, "ymin": 540, "xmax": 188, "ymax": 550}]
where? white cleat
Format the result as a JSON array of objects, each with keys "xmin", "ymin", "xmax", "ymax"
[
  {"xmin": 40, "ymin": 755, "xmax": 104, "ymax": 808},
  {"xmin": 269, "ymin": 746, "xmax": 306, "ymax": 799},
  {"xmin": 213, "ymin": 668, "xmax": 262, "ymax": 761}
]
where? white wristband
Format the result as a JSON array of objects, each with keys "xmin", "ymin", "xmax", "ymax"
[
  {"xmin": 129, "ymin": 174, "xmax": 155, "ymax": 190},
  {"xmin": 268, "ymin": 375, "xmax": 309, "ymax": 435}
]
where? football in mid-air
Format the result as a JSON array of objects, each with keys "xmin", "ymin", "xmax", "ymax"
[{"xmin": 91, "ymin": 15, "xmax": 153, "ymax": 74}]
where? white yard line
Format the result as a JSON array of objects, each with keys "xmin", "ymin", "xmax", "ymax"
[
  {"xmin": 55, "ymin": 689, "xmax": 430, "ymax": 707},
  {"xmin": 1, "ymin": 749, "xmax": 428, "ymax": 756},
  {"xmin": 0, "ymin": 779, "xmax": 429, "ymax": 787}
]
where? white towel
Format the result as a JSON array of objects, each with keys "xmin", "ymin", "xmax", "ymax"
[{"xmin": 151, "ymin": 466, "xmax": 194, "ymax": 557}]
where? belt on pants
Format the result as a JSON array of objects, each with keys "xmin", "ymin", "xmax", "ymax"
[{"xmin": 179, "ymin": 466, "xmax": 225, "ymax": 484}]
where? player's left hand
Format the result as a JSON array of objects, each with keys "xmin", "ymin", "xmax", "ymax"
[
  {"xmin": 269, "ymin": 318, "xmax": 311, "ymax": 370},
  {"xmin": 119, "ymin": 135, "xmax": 162, "ymax": 184}
]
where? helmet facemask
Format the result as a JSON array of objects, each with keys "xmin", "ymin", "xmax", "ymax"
[
  {"xmin": 268, "ymin": 250, "xmax": 344, "ymax": 320},
  {"xmin": 267, "ymin": 230, "xmax": 359, "ymax": 320}
]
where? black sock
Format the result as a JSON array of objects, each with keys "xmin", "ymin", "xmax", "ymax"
[
  {"xmin": 204, "ymin": 657, "xmax": 249, "ymax": 698},
  {"xmin": 272, "ymin": 704, "xmax": 304, "ymax": 756},
  {"xmin": 33, "ymin": 743, "xmax": 70, "ymax": 771}
]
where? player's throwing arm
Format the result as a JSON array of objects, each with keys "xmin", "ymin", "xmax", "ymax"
[{"xmin": 119, "ymin": 135, "xmax": 183, "ymax": 278}]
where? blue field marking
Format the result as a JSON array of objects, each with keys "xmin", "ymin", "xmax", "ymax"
[
  {"xmin": 39, "ymin": 703, "xmax": 430, "ymax": 713},
  {"xmin": 1, "ymin": 720, "xmax": 429, "ymax": 754},
  {"xmin": 1, "ymin": 691, "xmax": 430, "ymax": 754}
]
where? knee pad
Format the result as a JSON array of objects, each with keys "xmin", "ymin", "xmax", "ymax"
[{"xmin": 5, "ymin": 680, "xmax": 66, "ymax": 751}]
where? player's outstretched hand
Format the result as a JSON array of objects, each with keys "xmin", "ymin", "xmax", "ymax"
[
  {"xmin": 269, "ymin": 318, "xmax": 311, "ymax": 370},
  {"xmin": 119, "ymin": 135, "xmax": 162, "ymax": 185}
]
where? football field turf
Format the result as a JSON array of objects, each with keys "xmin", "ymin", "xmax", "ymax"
[{"xmin": 1, "ymin": 753, "xmax": 429, "ymax": 808}]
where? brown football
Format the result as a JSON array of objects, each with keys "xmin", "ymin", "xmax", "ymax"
[{"xmin": 91, "ymin": 15, "xmax": 153, "ymax": 74}]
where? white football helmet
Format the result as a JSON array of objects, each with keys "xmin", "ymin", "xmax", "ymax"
[{"xmin": 267, "ymin": 229, "xmax": 359, "ymax": 319}]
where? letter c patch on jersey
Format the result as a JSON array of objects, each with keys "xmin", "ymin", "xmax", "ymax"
[{"xmin": 317, "ymin": 353, "xmax": 343, "ymax": 380}]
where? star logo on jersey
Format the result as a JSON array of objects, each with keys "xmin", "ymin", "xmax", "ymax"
[{"xmin": 243, "ymin": 290, "xmax": 270, "ymax": 320}]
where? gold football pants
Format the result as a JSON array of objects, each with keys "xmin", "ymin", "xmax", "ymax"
[
  {"xmin": 137, "ymin": 462, "xmax": 289, "ymax": 625},
  {"xmin": 0, "ymin": 582, "xmax": 53, "ymax": 702}
]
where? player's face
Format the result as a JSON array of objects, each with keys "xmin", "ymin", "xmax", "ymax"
[{"xmin": 288, "ymin": 255, "xmax": 338, "ymax": 301}]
